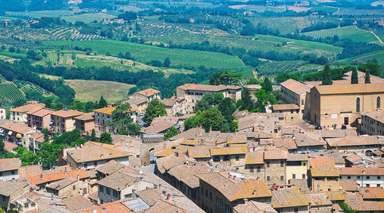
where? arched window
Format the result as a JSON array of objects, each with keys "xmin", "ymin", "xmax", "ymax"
[
  {"xmin": 377, "ymin": 96, "xmax": 381, "ymax": 109},
  {"xmin": 356, "ymin": 97, "xmax": 361, "ymax": 112}
]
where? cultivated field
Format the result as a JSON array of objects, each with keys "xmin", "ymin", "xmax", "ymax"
[
  {"xmin": 304, "ymin": 26, "xmax": 381, "ymax": 44},
  {"xmin": 42, "ymin": 40, "xmax": 248, "ymax": 70},
  {"xmin": 65, "ymin": 80, "xmax": 134, "ymax": 103},
  {"xmin": 336, "ymin": 50, "xmax": 384, "ymax": 66},
  {"xmin": 0, "ymin": 81, "xmax": 25, "ymax": 106}
]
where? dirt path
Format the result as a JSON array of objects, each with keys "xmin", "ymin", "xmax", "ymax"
[{"xmin": 370, "ymin": 30, "xmax": 384, "ymax": 45}]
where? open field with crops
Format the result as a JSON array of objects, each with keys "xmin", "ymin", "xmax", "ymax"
[
  {"xmin": 0, "ymin": 81, "xmax": 25, "ymax": 106},
  {"xmin": 65, "ymin": 80, "xmax": 134, "ymax": 103},
  {"xmin": 41, "ymin": 40, "xmax": 248, "ymax": 71}
]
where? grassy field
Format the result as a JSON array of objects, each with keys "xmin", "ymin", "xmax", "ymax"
[
  {"xmin": 5, "ymin": 10, "xmax": 74, "ymax": 18},
  {"xmin": 249, "ymin": 16, "xmax": 313, "ymax": 35},
  {"xmin": 142, "ymin": 32, "xmax": 342, "ymax": 59},
  {"xmin": 41, "ymin": 40, "xmax": 248, "ymax": 71},
  {"xmin": 335, "ymin": 50, "xmax": 384, "ymax": 66},
  {"xmin": 35, "ymin": 51, "xmax": 194, "ymax": 74},
  {"xmin": 62, "ymin": 13, "xmax": 116, "ymax": 24},
  {"xmin": 0, "ymin": 81, "xmax": 25, "ymax": 106},
  {"xmin": 304, "ymin": 26, "xmax": 380, "ymax": 44},
  {"xmin": 256, "ymin": 60, "xmax": 323, "ymax": 75},
  {"xmin": 65, "ymin": 80, "xmax": 134, "ymax": 103}
]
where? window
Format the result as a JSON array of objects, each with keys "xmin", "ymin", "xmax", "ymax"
[
  {"xmin": 280, "ymin": 176, "xmax": 284, "ymax": 181},
  {"xmin": 302, "ymin": 174, "xmax": 306, "ymax": 179},
  {"xmin": 235, "ymin": 156, "xmax": 239, "ymax": 161},
  {"xmin": 257, "ymin": 167, "xmax": 261, "ymax": 173},
  {"xmin": 378, "ymin": 176, "xmax": 381, "ymax": 179},
  {"xmin": 356, "ymin": 97, "xmax": 361, "ymax": 112},
  {"xmin": 280, "ymin": 161, "xmax": 284, "ymax": 167},
  {"xmin": 106, "ymin": 188, "xmax": 111, "ymax": 195},
  {"xmin": 366, "ymin": 184, "xmax": 370, "ymax": 187},
  {"xmin": 292, "ymin": 174, "xmax": 296, "ymax": 179},
  {"xmin": 267, "ymin": 176, "xmax": 270, "ymax": 181},
  {"xmin": 267, "ymin": 162, "xmax": 270, "ymax": 167},
  {"xmin": 366, "ymin": 176, "xmax": 370, "ymax": 179},
  {"xmin": 357, "ymin": 176, "xmax": 360, "ymax": 179},
  {"xmin": 377, "ymin": 96, "xmax": 381, "ymax": 109},
  {"xmin": 347, "ymin": 176, "xmax": 351, "ymax": 179},
  {"xmin": 377, "ymin": 184, "xmax": 381, "ymax": 187}
]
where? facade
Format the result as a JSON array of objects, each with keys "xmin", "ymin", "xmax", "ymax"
[
  {"xmin": 74, "ymin": 112, "xmax": 95, "ymax": 135},
  {"xmin": 271, "ymin": 189, "xmax": 309, "ymax": 213},
  {"xmin": 162, "ymin": 96, "xmax": 188, "ymax": 116},
  {"xmin": 65, "ymin": 142, "xmax": 130, "ymax": 169},
  {"xmin": 0, "ymin": 158, "xmax": 21, "ymax": 181},
  {"xmin": 360, "ymin": 111, "xmax": 384, "ymax": 135},
  {"xmin": 9, "ymin": 102, "xmax": 45, "ymax": 123},
  {"xmin": 307, "ymin": 83, "xmax": 384, "ymax": 129},
  {"xmin": 94, "ymin": 106, "xmax": 115, "ymax": 133},
  {"xmin": 27, "ymin": 108, "xmax": 53, "ymax": 130},
  {"xmin": 286, "ymin": 154, "xmax": 308, "ymax": 185},
  {"xmin": 271, "ymin": 104, "xmax": 301, "ymax": 121},
  {"xmin": 50, "ymin": 110, "xmax": 83, "ymax": 133},
  {"xmin": 0, "ymin": 121, "xmax": 44, "ymax": 151},
  {"xmin": 135, "ymin": 88, "xmax": 161, "ymax": 102},
  {"xmin": 197, "ymin": 172, "xmax": 272, "ymax": 213},
  {"xmin": 280, "ymin": 79, "xmax": 311, "ymax": 116},
  {"xmin": 309, "ymin": 157, "xmax": 340, "ymax": 192},
  {"xmin": 176, "ymin": 83, "xmax": 242, "ymax": 113},
  {"xmin": 0, "ymin": 108, "xmax": 6, "ymax": 120},
  {"xmin": 339, "ymin": 167, "xmax": 384, "ymax": 188},
  {"xmin": 97, "ymin": 171, "xmax": 154, "ymax": 203}
]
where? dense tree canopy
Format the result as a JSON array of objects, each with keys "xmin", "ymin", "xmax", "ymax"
[{"xmin": 144, "ymin": 99, "xmax": 167, "ymax": 125}]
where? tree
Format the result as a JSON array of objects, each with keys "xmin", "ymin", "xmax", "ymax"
[
  {"xmin": 364, "ymin": 69, "xmax": 371, "ymax": 84},
  {"xmin": 262, "ymin": 77, "xmax": 273, "ymax": 92},
  {"xmin": 90, "ymin": 129, "xmax": 97, "ymax": 141},
  {"xmin": 144, "ymin": 99, "xmax": 166, "ymax": 124},
  {"xmin": 255, "ymin": 89, "xmax": 277, "ymax": 112},
  {"xmin": 100, "ymin": 132, "xmax": 112, "ymax": 144},
  {"xmin": 351, "ymin": 67, "xmax": 358, "ymax": 84},
  {"xmin": 110, "ymin": 104, "xmax": 141, "ymax": 136},
  {"xmin": 209, "ymin": 71, "xmax": 241, "ymax": 85},
  {"xmin": 218, "ymin": 97, "xmax": 237, "ymax": 121},
  {"xmin": 164, "ymin": 127, "xmax": 179, "ymax": 139},
  {"xmin": 200, "ymin": 107, "xmax": 225, "ymax": 132},
  {"xmin": 195, "ymin": 93, "xmax": 224, "ymax": 112},
  {"xmin": 0, "ymin": 138, "xmax": 4, "ymax": 153},
  {"xmin": 184, "ymin": 115, "xmax": 202, "ymax": 130},
  {"xmin": 322, "ymin": 65, "xmax": 332, "ymax": 85},
  {"xmin": 240, "ymin": 87, "xmax": 255, "ymax": 111},
  {"xmin": 42, "ymin": 128, "xmax": 49, "ymax": 141},
  {"xmin": 163, "ymin": 57, "xmax": 171, "ymax": 67},
  {"xmin": 98, "ymin": 96, "xmax": 108, "ymax": 108}
]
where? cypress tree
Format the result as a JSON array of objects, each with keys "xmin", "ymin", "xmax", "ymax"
[
  {"xmin": 365, "ymin": 69, "xmax": 371, "ymax": 84},
  {"xmin": 351, "ymin": 67, "xmax": 358, "ymax": 84}
]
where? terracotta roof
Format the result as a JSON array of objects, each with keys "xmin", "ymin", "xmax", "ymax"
[
  {"xmin": 234, "ymin": 201, "xmax": 277, "ymax": 213},
  {"xmin": 362, "ymin": 111, "xmax": 384, "ymax": 123},
  {"xmin": 126, "ymin": 94, "xmax": 148, "ymax": 106},
  {"xmin": 227, "ymin": 133, "xmax": 247, "ymax": 144},
  {"xmin": 46, "ymin": 177, "xmax": 77, "ymax": 190},
  {"xmin": 180, "ymin": 139, "xmax": 199, "ymax": 146},
  {"xmin": 307, "ymin": 193, "xmax": 332, "ymax": 207},
  {"xmin": 27, "ymin": 168, "xmax": 92, "ymax": 186},
  {"xmin": 18, "ymin": 165, "xmax": 43, "ymax": 179},
  {"xmin": 272, "ymin": 104, "xmax": 300, "ymax": 111},
  {"xmin": 315, "ymin": 83, "xmax": 384, "ymax": 95},
  {"xmin": 197, "ymin": 172, "xmax": 271, "ymax": 202},
  {"xmin": 94, "ymin": 106, "xmax": 116, "ymax": 115},
  {"xmin": 264, "ymin": 148, "xmax": 288, "ymax": 160},
  {"xmin": 272, "ymin": 189, "xmax": 309, "ymax": 209},
  {"xmin": 28, "ymin": 108, "xmax": 54, "ymax": 117},
  {"xmin": 310, "ymin": 156, "xmax": 339, "ymax": 177},
  {"xmin": 154, "ymin": 148, "xmax": 174, "ymax": 158},
  {"xmin": 63, "ymin": 195, "xmax": 93, "ymax": 212},
  {"xmin": 67, "ymin": 141, "xmax": 130, "ymax": 163},
  {"xmin": 11, "ymin": 102, "xmax": 45, "ymax": 113},
  {"xmin": 168, "ymin": 164, "xmax": 210, "ymax": 188},
  {"xmin": 0, "ymin": 180, "xmax": 29, "ymax": 198},
  {"xmin": 136, "ymin": 88, "xmax": 160, "ymax": 97},
  {"xmin": 294, "ymin": 133, "xmax": 326, "ymax": 148},
  {"xmin": 245, "ymin": 151, "xmax": 264, "ymax": 165},
  {"xmin": 359, "ymin": 187, "xmax": 384, "ymax": 200},
  {"xmin": 97, "ymin": 171, "xmax": 139, "ymax": 191},
  {"xmin": 273, "ymin": 138, "xmax": 297, "ymax": 150},
  {"xmin": 143, "ymin": 116, "xmax": 178, "ymax": 134},
  {"xmin": 0, "ymin": 120, "xmax": 35, "ymax": 134},
  {"xmin": 280, "ymin": 79, "xmax": 311, "ymax": 95},
  {"xmin": 82, "ymin": 201, "xmax": 131, "ymax": 213},
  {"xmin": 210, "ymin": 146, "xmax": 248, "ymax": 156},
  {"xmin": 136, "ymin": 189, "xmax": 162, "ymax": 206},
  {"xmin": 178, "ymin": 83, "xmax": 240, "ymax": 92},
  {"xmin": 345, "ymin": 192, "xmax": 384, "ymax": 212},
  {"xmin": 339, "ymin": 167, "xmax": 384, "ymax": 176},
  {"xmin": 156, "ymin": 155, "xmax": 187, "ymax": 174},
  {"xmin": 325, "ymin": 191, "xmax": 345, "ymax": 201},
  {"xmin": 146, "ymin": 200, "xmax": 186, "ymax": 213},
  {"xmin": 0, "ymin": 158, "xmax": 21, "ymax": 172},
  {"xmin": 187, "ymin": 146, "xmax": 211, "ymax": 159},
  {"xmin": 50, "ymin": 110, "xmax": 83, "ymax": 118},
  {"xmin": 287, "ymin": 153, "xmax": 308, "ymax": 162},
  {"xmin": 75, "ymin": 112, "xmax": 95, "ymax": 121},
  {"xmin": 95, "ymin": 160, "xmax": 125, "ymax": 176},
  {"xmin": 340, "ymin": 180, "xmax": 359, "ymax": 192},
  {"xmin": 327, "ymin": 135, "xmax": 384, "ymax": 147}
]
